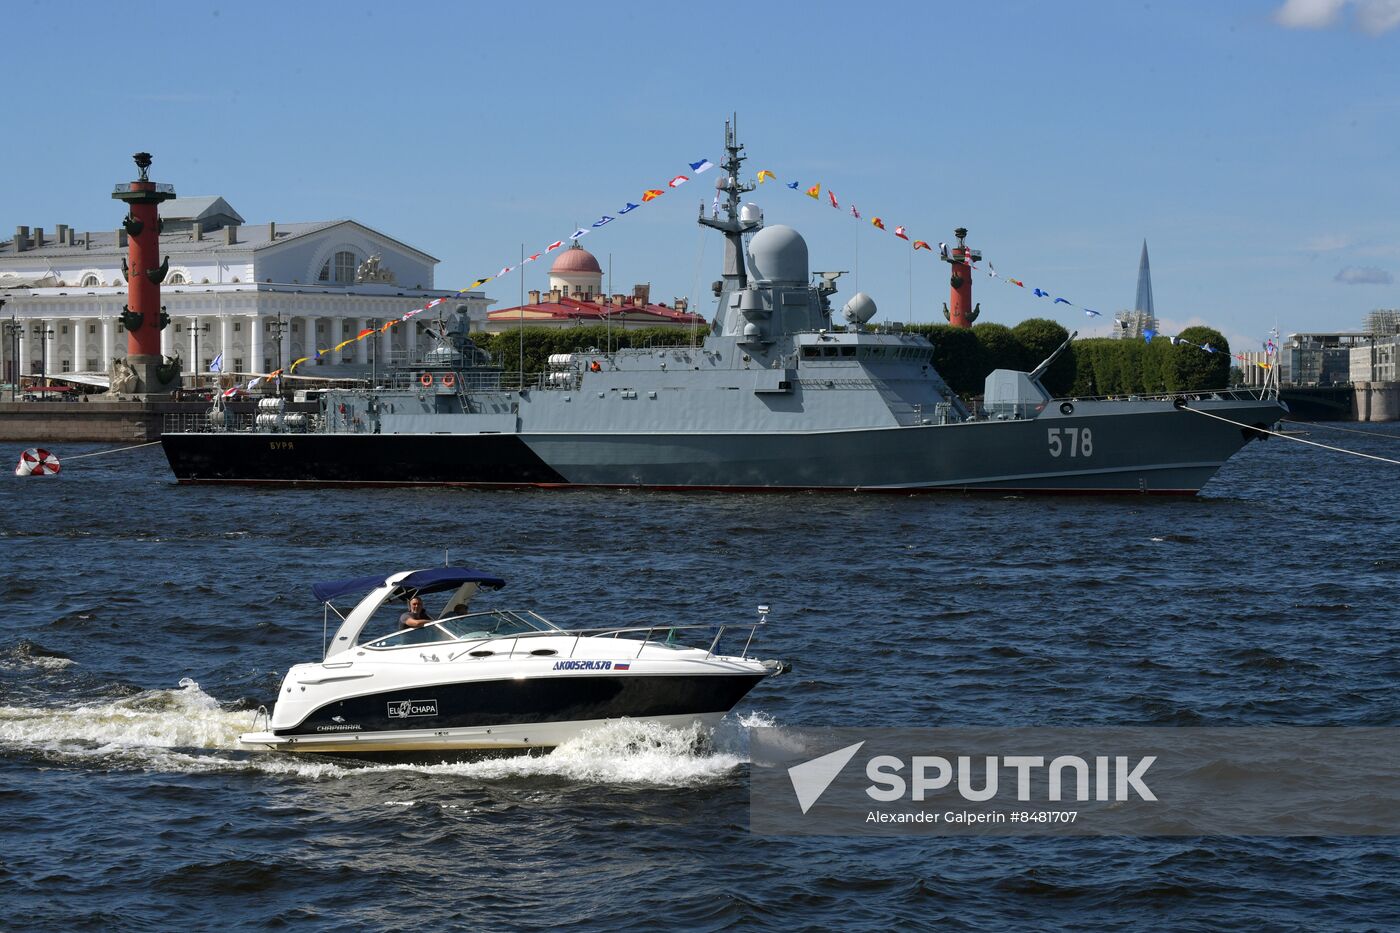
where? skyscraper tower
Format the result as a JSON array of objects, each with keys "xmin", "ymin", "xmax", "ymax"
[
  {"xmin": 1113, "ymin": 240, "xmax": 1160, "ymax": 339},
  {"xmin": 1134, "ymin": 240, "xmax": 1155, "ymax": 319}
]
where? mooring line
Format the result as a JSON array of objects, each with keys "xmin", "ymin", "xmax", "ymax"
[
  {"xmin": 1283, "ymin": 419, "xmax": 1400, "ymax": 441},
  {"xmin": 60, "ymin": 441, "xmax": 162, "ymax": 461},
  {"xmin": 1181, "ymin": 407, "xmax": 1400, "ymax": 466}
]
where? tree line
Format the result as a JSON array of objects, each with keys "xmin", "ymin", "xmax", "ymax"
[
  {"xmin": 906, "ymin": 320, "xmax": 1232, "ymax": 397},
  {"xmin": 478, "ymin": 318, "xmax": 1232, "ymax": 399}
]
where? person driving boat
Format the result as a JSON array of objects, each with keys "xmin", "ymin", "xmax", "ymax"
[{"xmin": 398, "ymin": 596, "xmax": 432, "ymax": 630}]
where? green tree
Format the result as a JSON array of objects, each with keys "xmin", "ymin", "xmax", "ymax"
[
  {"xmin": 908, "ymin": 324, "xmax": 987, "ymax": 396},
  {"xmin": 480, "ymin": 325, "xmax": 707, "ymax": 377},
  {"xmin": 1067, "ymin": 339, "xmax": 1113, "ymax": 396},
  {"xmin": 973, "ymin": 322, "xmax": 1026, "ymax": 373},
  {"xmin": 1172, "ymin": 326, "xmax": 1231, "ymax": 391},
  {"xmin": 1012, "ymin": 318, "xmax": 1075, "ymax": 396},
  {"xmin": 1115, "ymin": 338, "xmax": 1146, "ymax": 394}
]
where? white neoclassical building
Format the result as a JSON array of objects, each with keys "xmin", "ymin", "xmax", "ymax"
[{"xmin": 0, "ymin": 197, "xmax": 489, "ymax": 383}]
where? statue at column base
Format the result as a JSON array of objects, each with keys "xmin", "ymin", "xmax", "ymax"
[{"xmin": 101, "ymin": 353, "xmax": 183, "ymax": 399}]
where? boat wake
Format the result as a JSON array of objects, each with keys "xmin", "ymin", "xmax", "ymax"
[{"xmin": 0, "ymin": 679, "xmax": 780, "ymax": 787}]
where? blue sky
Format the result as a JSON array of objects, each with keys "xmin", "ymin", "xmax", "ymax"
[{"xmin": 4, "ymin": 0, "xmax": 1397, "ymax": 351}]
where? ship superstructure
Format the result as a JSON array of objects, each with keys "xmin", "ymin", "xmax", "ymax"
[{"xmin": 161, "ymin": 125, "xmax": 1285, "ymax": 494}]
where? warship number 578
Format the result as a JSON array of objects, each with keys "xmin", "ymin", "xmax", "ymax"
[{"xmin": 161, "ymin": 126, "xmax": 1285, "ymax": 494}]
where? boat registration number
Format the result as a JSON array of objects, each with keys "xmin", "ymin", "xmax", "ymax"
[{"xmin": 1047, "ymin": 427, "xmax": 1093, "ymax": 458}]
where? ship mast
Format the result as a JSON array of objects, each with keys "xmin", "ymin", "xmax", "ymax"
[{"xmin": 698, "ymin": 116, "xmax": 757, "ymax": 298}]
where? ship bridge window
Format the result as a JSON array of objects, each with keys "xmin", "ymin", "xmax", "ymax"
[{"xmin": 838, "ymin": 346, "xmax": 856, "ymax": 357}]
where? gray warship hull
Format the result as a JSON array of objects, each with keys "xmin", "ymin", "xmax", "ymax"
[
  {"xmin": 162, "ymin": 395, "xmax": 1281, "ymax": 493},
  {"xmin": 160, "ymin": 122, "xmax": 1285, "ymax": 495}
]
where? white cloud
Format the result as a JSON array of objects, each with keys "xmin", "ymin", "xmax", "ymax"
[
  {"xmin": 1334, "ymin": 265, "xmax": 1394, "ymax": 284},
  {"xmin": 1274, "ymin": 0, "xmax": 1400, "ymax": 33},
  {"xmin": 1155, "ymin": 316, "xmax": 1212, "ymax": 336},
  {"xmin": 1304, "ymin": 233, "xmax": 1351, "ymax": 252},
  {"xmin": 1356, "ymin": 0, "xmax": 1400, "ymax": 33},
  {"xmin": 1275, "ymin": 0, "xmax": 1348, "ymax": 28}
]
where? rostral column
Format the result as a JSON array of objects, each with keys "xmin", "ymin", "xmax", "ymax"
[
  {"xmin": 110, "ymin": 152, "xmax": 176, "ymax": 396},
  {"xmin": 941, "ymin": 227, "xmax": 982, "ymax": 328}
]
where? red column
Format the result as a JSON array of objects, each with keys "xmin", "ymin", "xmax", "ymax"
[
  {"xmin": 112, "ymin": 154, "xmax": 175, "ymax": 374},
  {"xmin": 124, "ymin": 184, "xmax": 163, "ymax": 357},
  {"xmin": 942, "ymin": 227, "xmax": 981, "ymax": 329},
  {"xmin": 948, "ymin": 253, "xmax": 974, "ymax": 328}
]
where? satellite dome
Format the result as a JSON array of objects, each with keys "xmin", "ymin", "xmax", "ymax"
[
  {"xmin": 842, "ymin": 292, "xmax": 877, "ymax": 325},
  {"xmin": 747, "ymin": 225, "xmax": 808, "ymax": 285},
  {"xmin": 739, "ymin": 202, "xmax": 763, "ymax": 225}
]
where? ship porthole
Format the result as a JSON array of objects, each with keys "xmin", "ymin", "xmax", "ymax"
[
  {"xmin": 530, "ymin": 649, "xmax": 558, "ymax": 657},
  {"xmin": 469, "ymin": 650, "xmax": 494, "ymax": 658},
  {"xmin": 1059, "ymin": 402, "xmax": 1074, "ymax": 415}
]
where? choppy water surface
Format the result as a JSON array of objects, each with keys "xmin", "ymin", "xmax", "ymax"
[{"xmin": 3, "ymin": 427, "xmax": 1399, "ymax": 930}]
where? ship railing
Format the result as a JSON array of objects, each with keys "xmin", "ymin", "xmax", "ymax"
[
  {"xmin": 162, "ymin": 411, "xmax": 318, "ymax": 433},
  {"xmin": 438, "ymin": 618, "xmax": 767, "ymax": 663},
  {"xmin": 1051, "ymin": 387, "xmax": 1274, "ymax": 404},
  {"xmin": 380, "ymin": 370, "xmax": 516, "ymax": 392},
  {"xmin": 969, "ymin": 386, "xmax": 1275, "ymax": 423}
]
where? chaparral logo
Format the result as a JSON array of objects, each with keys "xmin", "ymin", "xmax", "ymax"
[
  {"xmin": 552, "ymin": 660, "xmax": 613, "ymax": 671},
  {"xmin": 387, "ymin": 699, "xmax": 439, "ymax": 719}
]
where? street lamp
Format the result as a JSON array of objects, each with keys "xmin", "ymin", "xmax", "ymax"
[
  {"xmin": 190, "ymin": 319, "xmax": 210, "ymax": 391},
  {"xmin": 4, "ymin": 315, "xmax": 27, "ymax": 401},
  {"xmin": 32, "ymin": 323, "xmax": 54, "ymax": 388},
  {"xmin": 368, "ymin": 318, "xmax": 379, "ymax": 389},
  {"xmin": 1, "ymin": 300, "xmax": 20, "ymax": 401},
  {"xmin": 267, "ymin": 314, "xmax": 288, "ymax": 396}
]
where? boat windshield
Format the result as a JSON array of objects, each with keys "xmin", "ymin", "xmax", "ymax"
[{"xmin": 363, "ymin": 609, "xmax": 558, "ymax": 650}]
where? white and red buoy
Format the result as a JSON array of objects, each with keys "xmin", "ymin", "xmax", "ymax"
[{"xmin": 15, "ymin": 448, "xmax": 61, "ymax": 476}]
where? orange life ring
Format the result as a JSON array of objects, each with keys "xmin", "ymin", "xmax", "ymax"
[
  {"xmin": 442, "ymin": 372, "xmax": 456, "ymax": 388},
  {"xmin": 589, "ymin": 361, "xmax": 601, "ymax": 372},
  {"xmin": 419, "ymin": 373, "xmax": 433, "ymax": 387}
]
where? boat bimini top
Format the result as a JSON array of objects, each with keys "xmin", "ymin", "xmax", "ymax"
[{"xmin": 315, "ymin": 567, "xmax": 507, "ymax": 661}]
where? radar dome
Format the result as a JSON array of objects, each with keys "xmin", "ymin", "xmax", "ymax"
[
  {"xmin": 747, "ymin": 225, "xmax": 808, "ymax": 285},
  {"xmin": 842, "ymin": 292, "xmax": 877, "ymax": 325},
  {"xmin": 739, "ymin": 202, "xmax": 763, "ymax": 225}
]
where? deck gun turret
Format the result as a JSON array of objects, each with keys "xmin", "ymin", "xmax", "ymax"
[{"xmin": 983, "ymin": 330, "xmax": 1077, "ymax": 418}]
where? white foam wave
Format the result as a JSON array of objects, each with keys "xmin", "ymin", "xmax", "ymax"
[
  {"xmin": 239, "ymin": 718, "xmax": 749, "ymax": 785},
  {"xmin": 0, "ymin": 682, "xmax": 787, "ymax": 789},
  {"xmin": 0, "ymin": 679, "xmax": 252, "ymax": 757},
  {"xmin": 8, "ymin": 654, "xmax": 75, "ymax": 671}
]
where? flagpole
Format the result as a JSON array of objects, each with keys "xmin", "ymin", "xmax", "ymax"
[
  {"xmin": 907, "ymin": 247, "xmax": 913, "ymax": 325},
  {"xmin": 519, "ymin": 243, "xmax": 525, "ymax": 389},
  {"xmin": 607, "ymin": 252, "xmax": 613, "ymax": 356},
  {"xmin": 853, "ymin": 216, "xmax": 859, "ymax": 298}
]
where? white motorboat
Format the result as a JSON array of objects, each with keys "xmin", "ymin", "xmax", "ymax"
[{"xmin": 239, "ymin": 566, "xmax": 786, "ymax": 754}]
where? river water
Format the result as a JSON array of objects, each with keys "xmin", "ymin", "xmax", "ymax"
[{"xmin": 2, "ymin": 426, "xmax": 1398, "ymax": 930}]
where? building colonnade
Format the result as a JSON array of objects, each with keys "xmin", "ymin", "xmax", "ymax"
[{"xmin": 7, "ymin": 308, "xmax": 441, "ymax": 378}]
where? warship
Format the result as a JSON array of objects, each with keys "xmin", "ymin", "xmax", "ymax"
[{"xmin": 160, "ymin": 127, "xmax": 1286, "ymax": 494}]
